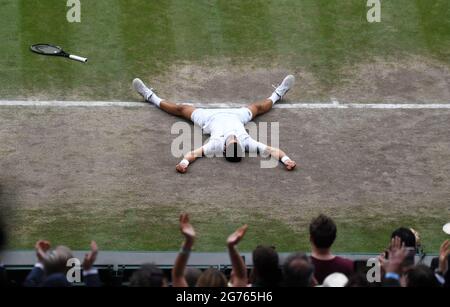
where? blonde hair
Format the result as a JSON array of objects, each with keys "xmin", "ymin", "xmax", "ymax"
[{"xmin": 196, "ymin": 268, "xmax": 227, "ymax": 287}]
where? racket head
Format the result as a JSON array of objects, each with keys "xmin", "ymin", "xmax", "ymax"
[{"xmin": 30, "ymin": 44, "xmax": 68, "ymax": 57}]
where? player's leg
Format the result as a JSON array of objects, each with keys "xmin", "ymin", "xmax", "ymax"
[
  {"xmin": 248, "ymin": 75, "xmax": 296, "ymax": 119},
  {"xmin": 159, "ymin": 100, "xmax": 196, "ymax": 121},
  {"xmin": 133, "ymin": 78, "xmax": 195, "ymax": 121},
  {"xmin": 248, "ymin": 99, "xmax": 274, "ymax": 119}
]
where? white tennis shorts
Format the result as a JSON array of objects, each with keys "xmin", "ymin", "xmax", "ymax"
[{"xmin": 190, "ymin": 107, "xmax": 253, "ymax": 129}]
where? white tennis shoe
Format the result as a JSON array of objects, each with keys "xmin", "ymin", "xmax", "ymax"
[
  {"xmin": 273, "ymin": 75, "xmax": 295, "ymax": 100},
  {"xmin": 133, "ymin": 78, "xmax": 155, "ymax": 102}
]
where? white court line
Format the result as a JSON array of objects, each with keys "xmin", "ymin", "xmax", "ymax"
[{"xmin": 0, "ymin": 100, "xmax": 450, "ymax": 109}]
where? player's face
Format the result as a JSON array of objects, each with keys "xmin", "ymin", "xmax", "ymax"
[
  {"xmin": 225, "ymin": 135, "xmax": 238, "ymax": 147},
  {"xmin": 224, "ymin": 135, "xmax": 243, "ymax": 162}
]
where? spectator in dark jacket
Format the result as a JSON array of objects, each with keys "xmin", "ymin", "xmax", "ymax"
[
  {"xmin": 24, "ymin": 240, "xmax": 101, "ymax": 287},
  {"xmin": 309, "ymin": 214, "xmax": 353, "ymax": 283}
]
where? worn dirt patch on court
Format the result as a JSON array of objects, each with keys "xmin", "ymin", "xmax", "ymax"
[
  {"xmin": 146, "ymin": 55, "xmax": 450, "ymax": 104},
  {"xmin": 147, "ymin": 59, "xmax": 317, "ymax": 103},
  {"xmin": 334, "ymin": 55, "xmax": 450, "ymax": 103}
]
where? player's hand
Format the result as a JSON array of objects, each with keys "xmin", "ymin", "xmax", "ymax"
[
  {"xmin": 284, "ymin": 159, "xmax": 297, "ymax": 171},
  {"xmin": 227, "ymin": 225, "xmax": 248, "ymax": 248},
  {"xmin": 176, "ymin": 163, "xmax": 188, "ymax": 174},
  {"xmin": 35, "ymin": 240, "xmax": 51, "ymax": 263}
]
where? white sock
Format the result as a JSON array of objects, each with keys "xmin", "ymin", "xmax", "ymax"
[
  {"xmin": 148, "ymin": 93, "xmax": 162, "ymax": 107},
  {"xmin": 269, "ymin": 92, "xmax": 280, "ymax": 105}
]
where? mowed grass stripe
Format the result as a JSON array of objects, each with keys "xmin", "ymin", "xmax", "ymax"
[
  {"xmin": 265, "ymin": 0, "xmax": 315, "ymax": 64},
  {"xmin": 18, "ymin": 0, "xmax": 76, "ymax": 99},
  {"xmin": 379, "ymin": 0, "xmax": 428, "ymax": 55},
  {"xmin": 415, "ymin": 0, "xmax": 450, "ymax": 60},
  {"xmin": 310, "ymin": 0, "xmax": 340, "ymax": 86},
  {"xmin": 66, "ymin": 0, "xmax": 129, "ymax": 100},
  {"xmin": 198, "ymin": 0, "xmax": 226, "ymax": 57},
  {"xmin": 119, "ymin": 0, "xmax": 177, "ymax": 98},
  {"xmin": 0, "ymin": 0, "xmax": 23, "ymax": 97},
  {"xmin": 168, "ymin": 0, "xmax": 215, "ymax": 59},
  {"xmin": 216, "ymin": 0, "xmax": 276, "ymax": 58}
]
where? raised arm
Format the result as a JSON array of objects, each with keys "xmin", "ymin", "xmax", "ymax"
[
  {"xmin": 227, "ymin": 225, "xmax": 249, "ymax": 287},
  {"xmin": 265, "ymin": 146, "xmax": 297, "ymax": 171},
  {"xmin": 82, "ymin": 241, "xmax": 101, "ymax": 287},
  {"xmin": 176, "ymin": 146, "xmax": 204, "ymax": 174},
  {"xmin": 24, "ymin": 240, "xmax": 51, "ymax": 287},
  {"xmin": 172, "ymin": 213, "xmax": 196, "ymax": 287}
]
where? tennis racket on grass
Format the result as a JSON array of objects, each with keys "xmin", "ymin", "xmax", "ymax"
[{"xmin": 30, "ymin": 44, "xmax": 88, "ymax": 63}]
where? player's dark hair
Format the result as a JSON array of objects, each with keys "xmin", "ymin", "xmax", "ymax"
[
  {"xmin": 224, "ymin": 142, "xmax": 243, "ymax": 163},
  {"xmin": 309, "ymin": 214, "xmax": 337, "ymax": 249},
  {"xmin": 391, "ymin": 227, "xmax": 416, "ymax": 248}
]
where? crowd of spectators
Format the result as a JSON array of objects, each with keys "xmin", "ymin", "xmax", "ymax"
[{"xmin": 0, "ymin": 213, "xmax": 448, "ymax": 287}]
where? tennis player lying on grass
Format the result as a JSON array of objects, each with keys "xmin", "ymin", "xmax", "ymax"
[{"xmin": 133, "ymin": 75, "xmax": 297, "ymax": 173}]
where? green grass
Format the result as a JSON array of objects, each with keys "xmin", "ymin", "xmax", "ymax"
[
  {"xmin": 3, "ymin": 203, "xmax": 448, "ymax": 254},
  {"xmin": 0, "ymin": 0, "xmax": 448, "ymax": 100}
]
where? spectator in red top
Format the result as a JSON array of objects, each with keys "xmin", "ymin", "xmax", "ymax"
[{"xmin": 309, "ymin": 214, "xmax": 354, "ymax": 284}]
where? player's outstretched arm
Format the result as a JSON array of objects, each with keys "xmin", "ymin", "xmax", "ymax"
[
  {"xmin": 265, "ymin": 146, "xmax": 297, "ymax": 171},
  {"xmin": 176, "ymin": 146, "xmax": 204, "ymax": 174}
]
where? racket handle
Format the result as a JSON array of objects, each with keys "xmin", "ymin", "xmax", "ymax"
[{"xmin": 69, "ymin": 54, "xmax": 88, "ymax": 63}]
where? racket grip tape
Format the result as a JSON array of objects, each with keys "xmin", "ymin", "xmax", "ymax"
[{"xmin": 69, "ymin": 54, "xmax": 88, "ymax": 63}]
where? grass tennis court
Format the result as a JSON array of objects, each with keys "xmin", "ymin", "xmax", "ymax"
[{"xmin": 0, "ymin": 0, "xmax": 449, "ymax": 253}]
